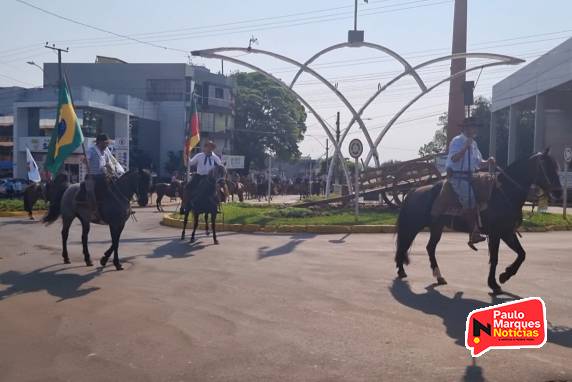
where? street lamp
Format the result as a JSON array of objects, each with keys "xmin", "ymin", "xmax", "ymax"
[{"xmin": 26, "ymin": 61, "xmax": 43, "ymax": 72}]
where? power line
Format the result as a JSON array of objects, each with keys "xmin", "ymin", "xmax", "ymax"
[{"xmin": 14, "ymin": 0, "xmax": 189, "ymax": 54}]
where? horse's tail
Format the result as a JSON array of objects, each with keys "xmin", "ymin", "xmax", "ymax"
[
  {"xmin": 42, "ymin": 176, "xmax": 69, "ymax": 225},
  {"xmin": 395, "ymin": 183, "xmax": 442, "ymax": 267},
  {"xmin": 395, "ymin": 195, "xmax": 416, "ymax": 266},
  {"xmin": 22, "ymin": 185, "xmax": 34, "ymax": 214}
]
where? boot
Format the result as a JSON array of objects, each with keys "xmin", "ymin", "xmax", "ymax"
[{"xmin": 463, "ymin": 208, "xmax": 486, "ymax": 251}]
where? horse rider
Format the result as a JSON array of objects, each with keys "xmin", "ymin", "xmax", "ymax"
[
  {"xmin": 187, "ymin": 140, "xmax": 224, "ymax": 199},
  {"xmin": 446, "ymin": 117, "xmax": 496, "ymax": 250},
  {"xmin": 85, "ymin": 133, "xmax": 122, "ymax": 222}
]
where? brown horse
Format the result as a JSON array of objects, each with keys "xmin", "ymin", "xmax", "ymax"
[
  {"xmin": 180, "ymin": 165, "xmax": 226, "ymax": 244},
  {"xmin": 394, "ymin": 150, "xmax": 561, "ymax": 293},
  {"xmin": 22, "ymin": 182, "xmax": 49, "ymax": 220},
  {"xmin": 150, "ymin": 180, "xmax": 183, "ymax": 211}
]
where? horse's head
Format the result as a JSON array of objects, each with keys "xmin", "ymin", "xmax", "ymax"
[
  {"xmin": 530, "ymin": 148, "xmax": 562, "ymax": 201},
  {"xmin": 209, "ymin": 163, "xmax": 227, "ymax": 182},
  {"xmin": 136, "ymin": 168, "xmax": 152, "ymax": 206}
]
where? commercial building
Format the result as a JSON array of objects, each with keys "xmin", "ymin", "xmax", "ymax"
[
  {"xmin": 491, "ymin": 38, "xmax": 572, "ymax": 168},
  {"xmin": 9, "ymin": 61, "xmax": 235, "ymax": 179}
]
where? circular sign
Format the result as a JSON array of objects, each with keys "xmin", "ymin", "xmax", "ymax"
[
  {"xmin": 348, "ymin": 139, "xmax": 363, "ymax": 159},
  {"xmin": 564, "ymin": 147, "xmax": 572, "ymax": 164}
]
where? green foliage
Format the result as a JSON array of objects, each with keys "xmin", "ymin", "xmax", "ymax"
[
  {"xmin": 418, "ymin": 113, "xmax": 448, "ymax": 157},
  {"xmin": 164, "ymin": 150, "xmax": 186, "ymax": 175},
  {"xmin": 0, "ymin": 198, "xmax": 47, "ymax": 211},
  {"xmin": 232, "ymin": 72, "xmax": 307, "ymax": 170},
  {"xmin": 266, "ymin": 207, "xmax": 314, "ymax": 218}
]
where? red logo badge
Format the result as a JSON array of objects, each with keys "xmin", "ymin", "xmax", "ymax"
[{"xmin": 465, "ymin": 297, "xmax": 547, "ymax": 357}]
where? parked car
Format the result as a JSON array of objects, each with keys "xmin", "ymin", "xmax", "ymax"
[{"xmin": 0, "ymin": 178, "xmax": 31, "ymax": 197}]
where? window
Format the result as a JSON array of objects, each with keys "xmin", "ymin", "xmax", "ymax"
[
  {"xmin": 146, "ymin": 79, "xmax": 184, "ymax": 101},
  {"xmin": 215, "ymin": 87, "xmax": 224, "ymax": 99}
]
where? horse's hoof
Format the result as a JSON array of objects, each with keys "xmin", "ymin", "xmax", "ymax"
[
  {"xmin": 180, "ymin": 236, "xmax": 185, "ymax": 241},
  {"xmin": 100, "ymin": 257, "xmax": 108, "ymax": 267},
  {"xmin": 499, "ymin": 272, "xmax": 510, "ymax": 284},
  {"xmin": 63, "ymin": 258, "xmax": 71, "ymax": 264},
  {"xmin": 85, "ymin": 260, "xmax": 93, "ymax": 267},
  {"xmin": 437, "ymin": 277, "xmax": 448, "ymax": 285},
  {"xmin": 114, "ymin": 263, "xmax": 124, "ymax": 271},
  {"xmin": 190, "ymin": 238, "xmax": 195, "ymax": 243},
  {"xmin": 491, "ymin": 287, "xmax": 503, "ymax": 295},
  {"xmin": 397, "ymin": 270, "xmax": 407, "ymax": 279},
  {"xmin": 214, "ymin": 240, "xmax": 219, "ymax": 245}
]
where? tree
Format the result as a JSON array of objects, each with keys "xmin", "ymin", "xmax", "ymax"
[
  {"xmin": 232, "ymin": 72, "xmax": 307, "ymax": 170},
  {"xmin": 164, "ymin": 150, "xmax": 186, "ymax": 176},
  {"xmin": 418, "ymin": 96, "xmax": 517, "ymax": 167}
]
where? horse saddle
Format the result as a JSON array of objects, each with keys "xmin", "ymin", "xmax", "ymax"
[{"xmin": 431, "ymin": 173, "xmax": 496, "ymax": 217}]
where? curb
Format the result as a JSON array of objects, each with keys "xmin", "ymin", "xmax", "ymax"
[
  {"xmin": 0, "ymin": 210, "xmax": 46, "ymax": 218},
  {"xmin": 161, "ymin": 215, "xmax": 572, "ymax": 234}
]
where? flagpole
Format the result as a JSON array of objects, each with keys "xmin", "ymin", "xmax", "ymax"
[{"xmin": 63, "ymin": 73, "xmax": 90, "ymax": 178}]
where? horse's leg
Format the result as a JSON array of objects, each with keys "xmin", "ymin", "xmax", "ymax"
[
  {"xmin": 79, "ymin": 216, "xmax": 93, "ymax": 266},
  {"xmin": 487, "ymin": 234, "xmax": 502, "ymax": 293},
  {"xmin": 156, "ymin": 193, "xmax": 163, "ymax": 212},
  {"xmin": 499, "ymin": 232, "xmax": 526, "ymax": 284},
  {"xmin": 61, "ymin": 216, "xmax": 73, "ymax": 264},
  {"xmin": 100, "ymin": 224, "xmax": 116, "ymax": 267},
  {"xmin": 181, "ymin": 209, "xmax": 189, "ymax": 240},
  {"xmin": 190, "ymin": 212, "xmax": 199, "ymax": 243},
  {"xmin": 427, "ymin": 223, "xmax": 446, "ymax": 285},
  {"xmin": 111, "ymin": 224, "xmax": 125, "ymax": 271},
  {"xmin": 212, "ymin": 212, "xmax": 218, "ymax": 245},
  {"xmin": 205, "ymin": 213, "xmax": 210, "ymax": 236}
]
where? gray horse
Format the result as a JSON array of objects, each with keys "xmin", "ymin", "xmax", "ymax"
[{"xmin": 42, "ymin": 169, "xmax": 151, "ymax": 270}]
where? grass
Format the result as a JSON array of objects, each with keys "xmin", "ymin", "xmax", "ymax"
[
  {"xmin": 172, "ymin": 203, "xmax": 398, "ymax": 226},
  {"xmin": 170, "ymin": 203, "xmax": 572, "ymax": 228},
  {"xmin": 522, "ymin": 211, "xmax": 571, "ymax": 228},
  {"xmin": 0, "ymin": 198, "xmax": 47, "ymax": 211}
]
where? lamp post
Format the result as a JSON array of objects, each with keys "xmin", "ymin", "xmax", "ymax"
[{"xmin": 26, "ymin": 61, "xmax": 44, "ymax": 72}]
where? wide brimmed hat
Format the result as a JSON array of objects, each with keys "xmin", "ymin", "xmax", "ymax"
[
  {"xmin": 96, "ymin": 133, "xmax": 111, "ymax": 143},
  {"xmin": 459, "ymin": 117, "xmax": 482, "ymax": 128},
  {"xmin": 204, "ymin": 140, "xmax": 216, "ymax": 149}
]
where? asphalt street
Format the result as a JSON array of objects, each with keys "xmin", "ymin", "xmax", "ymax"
[{"xmin": 0, "ymin": 206, "xmax": 571, "ymax": 381}]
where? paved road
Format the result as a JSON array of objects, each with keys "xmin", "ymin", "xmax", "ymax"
[{"xmin": 1, "ymin": 207, "xmax": 571, "ymax": 381}]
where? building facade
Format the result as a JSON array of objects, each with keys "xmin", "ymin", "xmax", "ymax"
[
  {"xmin": 9, "ymin": 62, "xmax": 235, "ymax": 179},
  {"xmin": 491, "ymin": 38, "xmax": 572, "ymax": 169}
]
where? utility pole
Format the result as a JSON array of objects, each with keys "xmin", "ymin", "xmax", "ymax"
[
  {"xmin": 335, "ymin": 111, "xmax": 340, "ymax": 185},
  {"xmin": 447, "ymin": 0, "xmax": 468, "ymax": 143},
  {"xmin": 44, "ymin": 43, "xmax": 69, "ymax": 85}
]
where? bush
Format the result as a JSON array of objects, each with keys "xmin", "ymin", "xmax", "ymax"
[{"xmin": 266, "ymin": 207, "xmax": 314, "ymax": 218}]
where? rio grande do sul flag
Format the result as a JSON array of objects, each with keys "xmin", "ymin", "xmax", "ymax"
[
  {"xmin": 466, "ymin": 297, "xmax": 547, "ymax": 357},
  {"xmin": 45, "ymin": 79, "xmax": 84, "ymax": 175},
  {"xmin": 184, "ymin": 95, "xmax": 200, "ymax": 164}
]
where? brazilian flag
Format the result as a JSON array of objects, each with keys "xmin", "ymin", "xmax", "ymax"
[{"xmin": 45, "ymin": 79, "xmax": 84, "ymax": 175}]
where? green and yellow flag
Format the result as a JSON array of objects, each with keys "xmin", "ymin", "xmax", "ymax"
[{"xmin": 45, "ymin": 79, "xmax": 84, "ymax": 175}]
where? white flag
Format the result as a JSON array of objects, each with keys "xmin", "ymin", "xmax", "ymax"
[{"xmin": 26, "ymin": 148, "xmax": 41, "ymax": 183}]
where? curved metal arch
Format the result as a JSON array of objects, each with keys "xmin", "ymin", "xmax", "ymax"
[
  {"xmin": 363, "ymin": 60, "xmax": 521, "ymax": 166},
  {"xmin": 192, "ymin": 50, "xmax": 354, "ymax": 190},
  {"xmin": 325, "ymin": 52, "xmax": 523, "ymax": 193},
  {"xmin": 193, "ymin": 47, "xmax": 381, "ymax": 168},
  {"xmin": 288, "ymin": 41, "xmax": 427, "ymax": 92}
]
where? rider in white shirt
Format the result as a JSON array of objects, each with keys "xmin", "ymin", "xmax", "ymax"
[
  {"xmin": 446, "ymin": 117, "xmax": 495, "ymax": 249},
  {"xmin": 187, "ymin": 140, "xmax": 224, "ymax": 197}
]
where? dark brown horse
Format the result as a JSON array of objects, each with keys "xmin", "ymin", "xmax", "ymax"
[
  {"xmin": 22, "ymin": 182, "xmax": 48, "ymax": 220},
  {"xmin": 180, "ymin": 164, "xmax": 226, "ymax": 244},
  {"xmin": 394, "ymin": 150, "xmax": 561, "ymax": 293},
  {"xmin": 42, "ymin": 169, "xmax": 151, "ymax": 270},
  {"xmin": 150, "ymin": 180, "xmax": 183, "ymax": 211}
]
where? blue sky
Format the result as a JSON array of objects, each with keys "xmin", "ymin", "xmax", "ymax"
[{"xmin": 1, "ymin": 0, "xmax": 571, "ymax": 161}]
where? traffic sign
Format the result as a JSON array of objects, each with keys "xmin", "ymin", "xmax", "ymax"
[
  {"xmin": 348, "ymin": 139, "xmax": 363, "ymax": 158},
  {"xmin": 564, "ymin": 147, "xmax": 572, "ymax": 164}
]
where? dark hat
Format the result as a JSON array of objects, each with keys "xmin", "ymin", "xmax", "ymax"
[
  {"xmin": 96, "ymin": 133, "xmax": 110, "ymax": 143},
  {"xmin": 460, "ymin": 117, "xmax": 482, "ymax": 128},
  {"xmin": 204, "ymin": 140, "xmax": 216, "ymax": 149}
]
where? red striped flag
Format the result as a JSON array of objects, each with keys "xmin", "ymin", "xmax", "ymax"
[{"xmin": 184, "ymin": 96, "xmax": 200, "ymax": 164}]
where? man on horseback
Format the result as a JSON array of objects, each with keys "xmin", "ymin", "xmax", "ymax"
[
  {"xmin": 446, "ymin": 117, "xmax": 495, "ymax": 250},
  {"xmin": 187, "ymin": 140, "xmax": 224, "ymax": 203},
  {"xmin": 85, "ymin": 133, "xmax": 123, "ymax": 222}
]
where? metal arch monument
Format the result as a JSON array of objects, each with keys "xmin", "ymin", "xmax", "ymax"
[{"xmin": 192, "ymin": 16, "xmax": 524, "ymax": 196}]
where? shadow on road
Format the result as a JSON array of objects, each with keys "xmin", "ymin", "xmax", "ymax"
[
  {"xmin": 328, "ymin": 233, "xmax": 351, "ymax": 244},
  {"xmin": 257, "ymin": 233, "xmax": 317, "ymax": 260},
  {"xmin": 0, "ymin": 264, "xmax": 101, "ymax": 302},
  {"xmin": 462, "ymin": 359, "xmax": 485, "ymax": 382},
  {"xmin": 147, "ymin": 239, "xmax": 203, "ymax": 259},
  {"xmin": 389, "ymin": 279, "xmax": 572, "ymax": 350}
]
